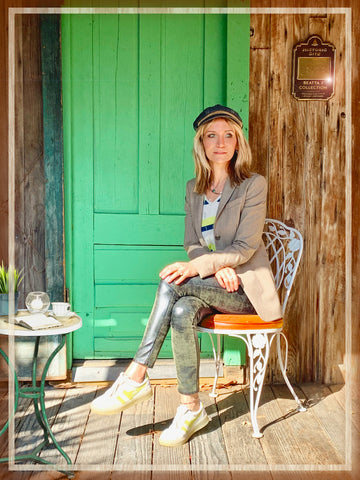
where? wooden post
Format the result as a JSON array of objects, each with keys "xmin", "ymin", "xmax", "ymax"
[{"xmin": 40, "ymin": 14, "xmax": 65, "ymax": 303}]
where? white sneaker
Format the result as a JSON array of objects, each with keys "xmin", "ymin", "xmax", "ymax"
[
  {"xmin": 159, "ymin": 402, "xmax": 210, "ymax": 447},
  {"xmin": 91, "ymin": 372, "xmax": 152, "ymax": 415}
]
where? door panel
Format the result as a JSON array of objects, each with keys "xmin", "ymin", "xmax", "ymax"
[
  {"xmin": 62, "ymin": 12, "xmax": 249, "ymax": 360},
  {"xmin": 94, "ymin": 15, "xmax": 139, "ymax": 214}
]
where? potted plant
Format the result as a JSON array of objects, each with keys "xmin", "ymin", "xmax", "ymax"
[{"xmin": 0, "ymin": 262, "xmax": 23, "ymax": 316}]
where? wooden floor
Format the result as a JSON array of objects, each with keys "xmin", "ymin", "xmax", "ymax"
[{"xmin": 0, "ymin": 381, "xmax": 359, "ymax": 480}]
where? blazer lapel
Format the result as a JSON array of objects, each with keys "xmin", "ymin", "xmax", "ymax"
[
  {"xmin": 216, "ymin": 178, "xmax": 236, "ymax": 220},
  {"xmin": 193, "ymin": 190, "xmax": 204, "ymax": 238}
]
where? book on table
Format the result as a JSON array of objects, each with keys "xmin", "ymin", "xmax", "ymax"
[{"xmin": 15, "ymin": 313, "xmax": 62, "ymax": 330}]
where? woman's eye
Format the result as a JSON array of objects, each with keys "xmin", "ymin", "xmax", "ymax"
[
  {"xmin": 225, "ymin": 133, "xmax": 233, "ymax": 138},
  {"xmin": 207, "ymin": 133, "xmax": 215, "ymax": 138}
]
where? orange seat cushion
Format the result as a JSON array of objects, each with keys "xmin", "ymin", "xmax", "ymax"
[{"xmin": 199, "ymin": 314, "xmax": 283, "ymax": 330}]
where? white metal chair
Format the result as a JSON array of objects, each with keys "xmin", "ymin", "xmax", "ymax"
[{"xmin": 197, "ymin": 219, "xmax": 306, "ymax": 438}]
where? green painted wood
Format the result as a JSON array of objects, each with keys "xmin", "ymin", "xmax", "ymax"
[
  {"xmin": 62, "ymin": 14, "xmax": 73, "ymax": 302},
  {"xmin": 62, "ymin": 14, "xmax": 95, "ymax": 358},
  {"xmin": 93, "ymin": 14, "xmax": 139, "ymax": 214},
  {"xmin": 61, "ymin": 14, "xmax": 74, "ymax": 367},
  {"xmin": 94, "ymin": 311, "xmax": 152, "ymax": 337},
  {"xmin": 40, "ymin": 14, "xmax": 65, "ymax": 304},
  {"xmin": 94, "ymin": 245, "xmax": 187, "ymax": 283},
  {"xmin": 94, "ymin": 213, "xmax": 186, "ymax": 245},
  {"xmin": 62, "ymin": 12, "xmax": 250, "ymax": 364},
  {"xmin": 139, "ymin": 15, "xmax": 161, "ymax": 215},
  {"xmin": 94, "ymin": 336, "xmax": 173, "ymax": 359},
  {"xmin": 203, "ymin": 14, "xmax": 227, "ymax": 105},
  {"xmin": 158, "ymin": 15, "xmax": 204, "ymax": 216}
]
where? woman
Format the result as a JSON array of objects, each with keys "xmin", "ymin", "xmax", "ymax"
[{"xmin": 91, "ymin": 104, "xmax": 282, "ymax": 447}]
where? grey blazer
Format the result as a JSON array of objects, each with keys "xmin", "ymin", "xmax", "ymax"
[{"xmin": 184, "ymin": 174, "xmax": 282, "ymax": 322}]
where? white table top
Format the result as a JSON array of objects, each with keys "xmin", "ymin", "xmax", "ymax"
[{"xmin": 0, "ymin": 311, "xmax": 82, "ymax": 337}]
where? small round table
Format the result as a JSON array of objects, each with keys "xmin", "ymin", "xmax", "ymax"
[{"xmin": 0, "ymin": 312, "xmax": 82, "ymax": 477}]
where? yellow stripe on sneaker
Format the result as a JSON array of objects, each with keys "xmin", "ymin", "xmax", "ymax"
[
  {"xmin": 116, "ymin": 382, "xmax": 146, "ymax": 404},
  {"xmin": 181, "ymin": 410, "xmax": 202, "ymax": 432}
]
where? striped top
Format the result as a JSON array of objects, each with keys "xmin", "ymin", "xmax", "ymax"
[{"xmin": 201, "ymin": 196, "xmax": 221, "ymax": 252}]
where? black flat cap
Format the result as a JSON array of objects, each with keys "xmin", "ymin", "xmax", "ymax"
[{"xmin": 193, "ymin": 104, "xmax": 243, "ymax": 130}]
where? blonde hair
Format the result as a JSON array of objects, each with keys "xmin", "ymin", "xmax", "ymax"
[{"xmin": 192, "ymin": 118, "xmax": 252, "ymax": 194}]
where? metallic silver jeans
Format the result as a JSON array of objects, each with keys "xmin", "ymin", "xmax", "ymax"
[{"xmin": 133, "ymin": 275, "xmax": 255, "ymax": 395}]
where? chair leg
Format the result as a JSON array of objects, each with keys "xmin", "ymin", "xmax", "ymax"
[
  {"xmin": 247, "ymin": 332, "xmax": 271, "ymax": 438},
  {"xmin": 207, "ymin": 333, "xmax": 221, "ymax": 398},
  {"xmin": 276, "ymin": 333, "xmax": 306, "ymax": 412}
]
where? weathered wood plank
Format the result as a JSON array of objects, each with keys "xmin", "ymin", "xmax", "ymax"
[
  {"xmin": 216, "ymin": 386, "xmax": 269, "ymax": 466},
  {"xmin": 112, "ymin": 381, "xmax": 154, "ymax": 473},
  {"xmin": 277, "ymin": 14, "xmax": 308, "ymax": 386},
  {"xmin": 317, "ymin": 12, "xmax": 346, "ymax": 385},
  {"xmin": 271, "ymin": 384, "xmax": 344, "ymax": 465},
  {"xmin": 190, "ymin": 390, "xmax": 230, "ymax": 476},
  {"xmin": 295, "ymin": 15, "xmax": 327, "ymax": 384},
  {"xmin": 248, "ymin": 385, "xmax": 305, "ymax": 465},
  {"xmin": 76, "ymin": 385, "xmax": 121, "ymax": 466},
  {"xmin": 249, "ymin": 47, "xmax": 270, "ymax": 178},
  {"xmin": 75, "ymin": 472, "xmax": 112, "ymax": 480},
  {"xmin": 37, "ymin": 386, "xmax": 96, "ymax": 465},
  {"xmin": 15, "ymin": 14, "xmax": 46, "ymax": 306},
  {"xmin": 152, "ymin": 385, "xmax": 191, "ymax": 478},
  {"xmin": 14, "ymin": 13, "xmax": 26, "ymax": 309},
  {"xmin": 29, "ymin": 470, "xmax": 72, "ymax": 480},
  {"xmin": 271, "ymin": 471, "xmax": 354, "ymax": 480},
  {"xmin": 231, "ymin": 474, "xmax": 273, "ymax": 480},
  {"xmin": 194, "ymin": 472, "xmax": 242, "ymax": 480},
  {"xmin": 13, "ymin": 386, "xmax": 65, "ymax": 459},
  {"xmin": 112, "ymin": 470, "xmax": 150, "ymax": 480},
  {"xmin": 40, "ymin": 14, "xmax": 65, "ymax": 303},
  {"xmin": 300, "ymin": 383, "xmax": 346, "ymax": 460},
  {"xmin": 328, "ymin": 384, "xmax": 360, "ymax": 432},
  {"xmin": 328, "ymin": 379, "xmax": 360, "ymax": 476}
]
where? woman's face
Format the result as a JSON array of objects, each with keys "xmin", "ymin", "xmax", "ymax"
[{"xmin": 202, "ymin": 118, "xmax": 238, "ymax": 168}]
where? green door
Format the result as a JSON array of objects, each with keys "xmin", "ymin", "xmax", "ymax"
[{"xmin": 61, "ymin": 12, "xmax": 249, "ymax": 360}]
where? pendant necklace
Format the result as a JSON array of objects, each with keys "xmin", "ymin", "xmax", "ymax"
[{"xmin": 210, "ymin": 178, "xmax": 226, "ymax": 195}]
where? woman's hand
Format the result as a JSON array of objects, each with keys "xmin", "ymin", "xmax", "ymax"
[
  {"xmin": 159, "ymin": 262, "xmax": 198, "ymax": 285},
  {"xmin": 215, "ymin": 267, "xmax": 239, "ymax": 292}
]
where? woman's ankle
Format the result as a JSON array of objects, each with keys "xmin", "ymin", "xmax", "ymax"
[
  {"xmin": 180, "ymin": 393, "xmax": 200, "ymax": 411},
  {"xmin": 124, "ymin": 361, "xmax": 147, "ymax": 383}
]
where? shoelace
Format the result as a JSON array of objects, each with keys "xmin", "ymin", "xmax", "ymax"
[{"xmin": 108, "ymin": 373, "xmax": 127, "ymax": 397}]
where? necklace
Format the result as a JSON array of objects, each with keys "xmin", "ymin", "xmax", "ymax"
[{"xmin": 210, "ymin": 178, "xmax": 227, "ymax": 195}]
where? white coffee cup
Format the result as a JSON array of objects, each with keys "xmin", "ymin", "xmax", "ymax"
[{"xmin": 52, "ymin": 302, "xmax": 71, "ymax": 316}]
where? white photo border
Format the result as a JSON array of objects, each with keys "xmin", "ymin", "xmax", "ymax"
[{"xmin": 7, "ymin": 6, "xmax": 352, "ymax": 474}]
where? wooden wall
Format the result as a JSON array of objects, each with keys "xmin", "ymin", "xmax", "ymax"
[
  {"xmin": 10, "ymin": 12, "xmax": 64, "ymax": 308},
  {"xmin": 0, "ymin": 10, "xmax": 65, "ymax": 381},
  {"xmin": 249, "ymin": 11, "xmax": 347, "ymax": 384},
  {"xmin": 15, "ymin": 14, "xmax": 47, "ymax": 308}
]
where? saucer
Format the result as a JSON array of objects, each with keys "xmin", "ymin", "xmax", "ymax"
[{"xmin": 49, "ymin": 310, "xmax": 74, "ymax": 318}]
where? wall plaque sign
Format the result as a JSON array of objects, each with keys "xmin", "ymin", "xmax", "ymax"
[{"xmin": 292, "ymin": 35, "xmax": 336, "ymax": 100}]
